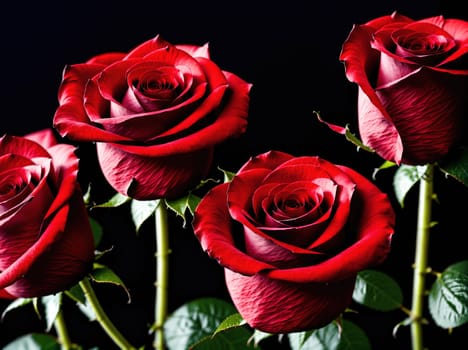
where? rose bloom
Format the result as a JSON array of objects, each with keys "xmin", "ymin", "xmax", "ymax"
[
  {"xmin": 193, "ymin": 151, "xmax": 395, "ymax": 333},
  {"xmin": 339, "ymin": 12, "xmax": 468, "ymax": 165},
  {"xmin": 0, "ymin": 129, "xmax": 95, "ymax": 299},
  {"xmin": 53, "ymin": 35, "xmax": 251, "ymax": 200}
]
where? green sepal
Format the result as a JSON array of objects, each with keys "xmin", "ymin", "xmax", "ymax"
[
  {"xmin": 89, "ymin": 263, "xmax": 131, "ymax": 303},
  {"xmin": 65, "ymin": 284, "xmax": 86, "ymax": 304},
  {"xmin": 314, "ymin": 111, "xmax": 374, "ymax": 153},
  {"xmin": 372, "ymin": 160, "xmax": 397, "ymax": 180},
  {"xmin": 40, "ymin": 293, "xmax": 62, "ymax": 332},
  {"xmin": 32, "ymin": 298, "xmax": 41, "ymax": 319},
  {"xmin": 193, "ymin": 177, "xmax": 220, "ymax": 190},
  {"xmin": 342, "ymin": 125, "xmax": 375, "ymax": 153},
  {"xmin": 1, "ymin": 297, "xmax": 34, "ymax": 321},
  {"xmin": 130, "ymin": 198, "xmax": 160, "ymax": 233},
  {"xmin": 93, "ymin": 245, "xmax": 115, "ymax": 261},
  {"xmin": 247, "ymin": 329, "xmax": 274, "ymax": 347},
  {"xmin": 392, "ymin": 316, "xmax": 414, "ymax": 338},
  {"xmin": 393, "ymin": 164, "xmax": 427, "ymax": 207},
  {"xmin": 91, "ymin": 192, "xmax": 131, "ymax": 209},
  {"xmin": 218, "ymin": 167, "xmax": 236, "ymax": 183},
  {"xmin": 164, "ymin": 193, "xmax": 201, "ymax": 227},
  {"xmin": 82, "ymin": 183, "xmax": 92, "ymax": 206}
]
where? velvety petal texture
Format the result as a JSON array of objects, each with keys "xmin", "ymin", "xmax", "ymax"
[
  {"xmin": 0, "ymin": 129, "xmax": 95, "ymax": 299},
  {"xmin": 340, "ymin": 12, "xmax": 468, "ymax": 165},
  {"xmin": 53, "ymin": 35, "xmax": 252, "ymax": 200},
  {"xmin": 193, "ymin": 151, "xmax": 395, "ymax": 333}
]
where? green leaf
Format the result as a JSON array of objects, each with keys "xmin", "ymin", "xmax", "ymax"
[
  {"xmin": 92, "ymin": 192, "xmax": 131, "ymax": 208},
  {"xmin": 41, "ymin": 293, "xmax": 62, "ymax": 332},
  {"xmin": 393, "ymin": 164, "xmax": 427, "ymax": 207},
  {"xmin": 130, "ymin": 199, "xmax": 160, "ymax": 233},
  {"xmin": 165, "ymin": 193, "xmax": 201, "ymax": 227},
  {"xmin": 88, "ymin": 216, "xmax": 104, "ymax": 248},
  {"xmin": 192, "ymin": 327, "xmax": 256, "ymax": 350},
  {"xmin": 352, "ymin": 269, "xmax": 403, "ymax": 311},
  {"xmin": 447, "ymin": 260, "xmax": 468, "ymax": 273},
  {"xmin": 336, "ymin": 320, "xmax": 371, "ymax": 350},
  {"xmin": 1, "ymin": 298, "xmax": 33, "ymax": 321},
  {"xmin": 218, "ymin": 167, "xmax": 236, "ymax": 183},
  {"xmin": 289, "ymin": 320, "xmax": 371, "ymax": 350},
  {"xmin": 289, "ymin": 323, "xmax": 341, "ymax": 350},
  {"xmin": 90, "ymin": 264, "xmax": 131, "ymax": 303},
  {"xmin": 288, "ymin": 330, "xmax": 316, "ymax": 350},
  {"xmin": 429, "ymin": 260, "xmax": 468, "ymax": 328},
  {"xmin": 3, "ymin": 333, "xmax": 61, "ymax": 350},
  {"xmin": 163, "ymin": 297, "xmax": 239, "ymax": 350},
  {"xmin": 213, "ymin": 313, "xmax": 246, "ymax": 335},
  {"xmin": 438, "ymin": 147, "xmax": 468, "ymax": 187}
]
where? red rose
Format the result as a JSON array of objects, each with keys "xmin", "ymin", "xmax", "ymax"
[
  {"xmin": 340, "ymin": 12, "xmax": 468, "ymax": 165},
  {"xmin": 0, "ymin": 129, "xmax": 94, "ymax": 299},
  {"xmin": 193, "ymin": 151, "xmax": 395, "ymax": 333},
  {"xmin": 53, "ymin": 35, "xmax": 251, "ymax": 200}
]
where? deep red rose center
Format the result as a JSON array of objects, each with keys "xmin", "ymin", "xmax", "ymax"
[
  {"xmin": 0, "ymin": 174, "xmax": 26, "ymax": 197},
  {"xmin": 134, "ymin": 77, "xmax": 180, "ymax": 99},
  {"xmin": 391, "ymin": 24, "xmax": 457, "ymax": 64},
  {"xmin": 398, "ymin": 33, "xmax": 450, "ymax": 54}
]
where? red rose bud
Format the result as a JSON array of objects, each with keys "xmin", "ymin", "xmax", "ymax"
[
  {"xmin": 193, "ymin": 151, "xmax": 395, "ymax": 333},
  {"xmin": 340, "ymin": 12, "xmax": 468, "ymax": 165},
  {"xmin": 0, "ymin": 129, "xmax": 95, "ymax": 299},
  {"xmin": 53, "ymin": 35, "xmax": 252, "ymax": 200}
]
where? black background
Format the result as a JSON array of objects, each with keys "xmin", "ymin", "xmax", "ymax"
[{"xmin": 1, "ymin": 1, "xmax": 468, "ymax": 349}]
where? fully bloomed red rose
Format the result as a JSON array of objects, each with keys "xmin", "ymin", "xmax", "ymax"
[
  {"xmin": 193, "ymin": 151, "xmax": 395, "ymax": 333},
  {"xmin": 0, "ymin": 129, "xmax": 95, "ymax": 299},
  {"xmin": 53, "ymin": 35, "xmax": 251, "ymax": 200},
  {"xmin": 339, "ymin": 12, "xmax": 468, "ymax": 165}
]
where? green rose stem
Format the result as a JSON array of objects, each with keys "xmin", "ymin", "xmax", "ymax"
[
  {"xmin": 54, "ymin": 309, "xmax": 72, "ymax": 350},
  {"xmin": 410, "ymin": 163, "xmax": 434, "ymax": 350},
  {"xmin": 79, "ymin": 277, "xmax": 136, "ymax": 350},
  {"xmin": 154, "ymin": 203, "xmax": 169, "ymax": 350}
]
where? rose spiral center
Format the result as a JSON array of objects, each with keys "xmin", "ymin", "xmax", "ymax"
[
  {"xmin": 397, "ymin": 33, "xmax": 451, "ymax": 55},
  {"xmin": 391, "ymin": 23, "xmax": 456, "ymax": 65},
  {"xmin": 0, "ymin": 169, "xmax": 35, "ymax": 213},
  {"xmin": 133, "ymin": 72, "xmax": 181, "ymax": 100}
]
